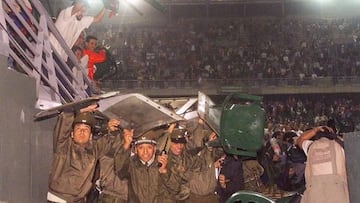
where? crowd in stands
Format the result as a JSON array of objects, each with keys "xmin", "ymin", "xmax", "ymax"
[
  {"xmin": 87, "ymin": 17, "xmax": 360, "ymax": 83},
  {"xmin": 262, "ymin": 94, "xmax": 360, "ymax": 133}
]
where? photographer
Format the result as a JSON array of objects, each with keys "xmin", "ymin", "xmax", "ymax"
[{"xmin": 295, "ymin": 126, "xmax": 349, "ymax": 203}]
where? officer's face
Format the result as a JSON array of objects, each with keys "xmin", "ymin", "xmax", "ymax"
[
  {"xmin": 72, "ymin": 123, "xmax": 91, "ymax": 145},
  {"xmin": 170, "ymin": 142, "xmax": 184, "ymax": 156},
  {"xmin": 135, "ymin": 143, "xmax": 155, "ymax": 162}
]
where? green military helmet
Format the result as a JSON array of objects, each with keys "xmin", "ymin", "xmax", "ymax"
[
  {"xmin": 170, "ymin": 128, "xmax": 188, "ymax": 144},
  {"xmin": 73, "ymin": 112, "xmax": 96, "ymax": 129}
]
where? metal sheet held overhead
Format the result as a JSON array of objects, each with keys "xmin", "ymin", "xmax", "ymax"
[
  {"xmin": 34, "ymin": 91, "xmax": 120, "ymax": 121},
  {"xmin": 197, "ymin": 91, "xmax": 221, "ymax": 135},
  {"xmin": 98, "ymin": 93, "xmax": 184, "ymax": 138}
]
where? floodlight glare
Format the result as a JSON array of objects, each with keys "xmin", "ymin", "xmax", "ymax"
[
  {"xmin": 84, "ymin": 0, "xmax": 103, "ymax": 9},
  {"xmin": 126, "ymin": 0, "xmax": 142, "ymax": 6},
  {"xmin": 314, "ymin": 0, "xmax": 334, "ymax": 5}
]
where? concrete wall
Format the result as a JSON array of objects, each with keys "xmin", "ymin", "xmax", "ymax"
[{"xmin": 0, "ymin": 57, "xmax": 55, "ymax": 203}]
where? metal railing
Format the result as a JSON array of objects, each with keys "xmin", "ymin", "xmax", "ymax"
[
  {"xmin": 101, "ymin": 76, "xmax": 360, "ymax": 91},
  {"xmin": 0, "ymin": 0, "xmax": 93, "ymax": 110}
]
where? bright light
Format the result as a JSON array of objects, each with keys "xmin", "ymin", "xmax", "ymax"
[
  {"xmin": 314, "ymin": 0, "xmax": 335, "ymax": 5},
  {"xmin": 85, "ymin": 0, "xmax": 104, "ymax": 9},
  {"xmin": 126, "ymin": 0, "xmax": 142, "ymax": 5},
  {"xmin": 354, "ymin": 0, "xmax": 360, "ymax": 5}
]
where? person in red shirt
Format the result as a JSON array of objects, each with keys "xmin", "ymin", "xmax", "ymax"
[{"xmin": 83, "ymin": 35, "xmax": 106, "ymax": 80}]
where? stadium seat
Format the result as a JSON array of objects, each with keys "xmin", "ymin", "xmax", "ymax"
[{"xmin": 225, "ymin": 190, "xmax": 275, "ymax": 203}]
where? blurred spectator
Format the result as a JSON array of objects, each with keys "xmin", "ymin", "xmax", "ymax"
[
  {"xmin": 50, "ymin": 0, "xmax": 106, "ymax": 61},
  {"xmin": 68, "ymin": 45, "xmax": 89, "ymax": 93},
  {"xmin": 83, "ymin": 35, "xmax": 106, "ymax": 80},
  {"xmin": 3, "ymin": 0, "xmax": 35, "ymax": 71},
  {"xmin": 82, "ymin": 35, "xmax": 106, "ymax": 94}
]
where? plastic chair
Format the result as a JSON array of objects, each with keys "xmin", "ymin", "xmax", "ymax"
[
  {"xmin": 275, "ymin": 192, "xmax": 301, "ymax": 203},
  {"xmin": 225, "ymin": 190, "xmax": 276, "ymax": 203}
]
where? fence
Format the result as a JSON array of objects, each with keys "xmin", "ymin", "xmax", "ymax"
[{"xmin": 0, "ymin": 0, "xmax": 92, "ymax": 110}]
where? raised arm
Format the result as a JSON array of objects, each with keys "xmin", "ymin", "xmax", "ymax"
[
  {"xmin": 93, "ymin": 7, "xmax": 106, "ymax": 23},
  {"xmin": 296, "ymin": 126, "xmax": 333, "ymax": 149},
  {"xmin": 52, "ymin": 112, "xmax": 74, "ymax": 152},
  {"xmin": 114, "ymin": 129, "xmax": 133, "ymax": 179}
]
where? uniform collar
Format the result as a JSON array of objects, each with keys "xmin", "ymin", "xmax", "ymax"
[{"xmin": 139, "ymin": 154, "xmax": 155, "ymax": 167}]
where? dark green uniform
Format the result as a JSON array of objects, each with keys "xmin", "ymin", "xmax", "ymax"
[
  {"xmin": 167, "ymin": 149, "xmax": 210, "ymax": 201},
  {"xmin": 115, "ymin": 149, "xmax": 180, "ymax": 203},
  {"xmin": 186, "ymin": 127, "xmax": 219, "ymax": 203},
  {"xmin": 97, "ymin": 133, "xmax": 128, "ymax": 203},
  {"xmin": 48, "ymin": 112, "xmax": 118, "ymax": 202}
]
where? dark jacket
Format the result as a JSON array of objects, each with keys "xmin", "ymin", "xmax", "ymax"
[
  {"xmin": 48, "ymin": 112, "xmax": 118, "ymax": 202},
  {"xmin": 98, "ymin": 133, "xmax": 128, "ymax": 200},
  {"xmin": 216, "ymin": 155, "xmax": 244, "ymax": 203},
  {"xmin": 187, "ymin": 127, "xmax": 219, "ymax": 196},
  {"xmin": 166, "ymin": 149, "xmax": 209, "ymax": 201},
  {"xmin": 188, "ymin": 149, "xmax": 218, "ymax": 196}
]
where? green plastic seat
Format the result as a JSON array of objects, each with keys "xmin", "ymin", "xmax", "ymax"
[
  {"xmin": 275, "ymin": 192, "xmax": 301, "ymax": 203},
  {"xmin": 225, "ymin": 190, "xmax": 275, "ymax": 203},
  {"xmin": 275, "ymin": 195, "xmax": 297, "ymax": 203},
  {"xmin": 220, "ymin": 93, "xmax": 265, "ymax": 157}
]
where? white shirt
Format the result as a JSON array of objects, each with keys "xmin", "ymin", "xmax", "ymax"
[
  {"xmin": 301, "ymin": 139, "xmax": 313, "ymax": 156},
  {"xmin": 49, "ymin": 6, "xmax": 93, "ymax": 61},
  {"xmin": 72, "ymin": 55, "xmax": 88, "ymax": 89}
]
